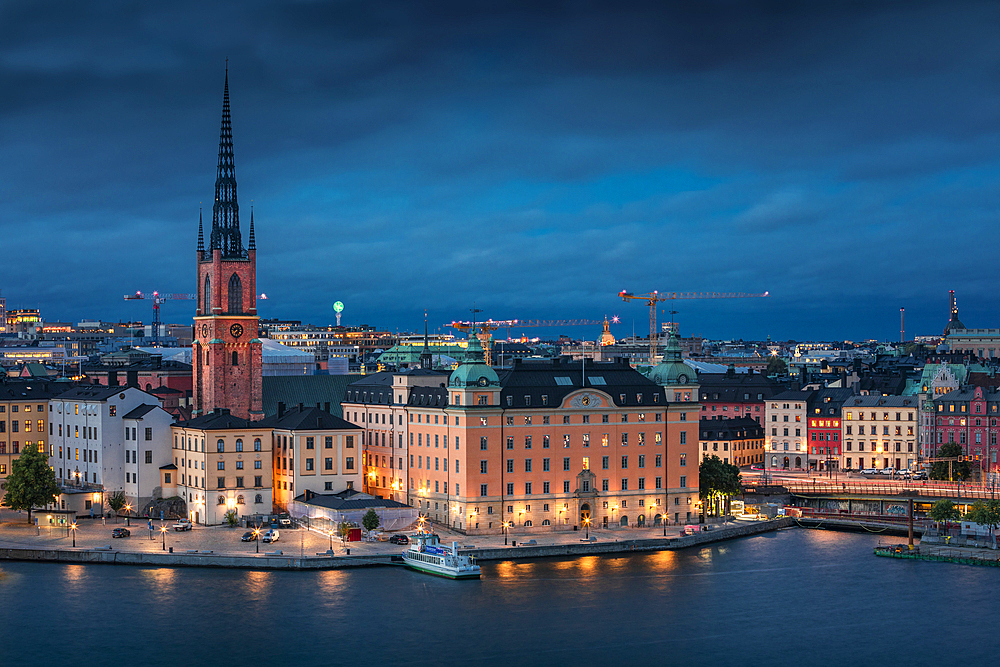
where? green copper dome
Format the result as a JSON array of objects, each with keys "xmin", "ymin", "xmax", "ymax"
[
  {"xmin": 649, "ymin": 331, "xmax": 693, "ymax": 386},
  {"xmin": 449, "ymin": 334, "xmax": 500, "ymax": 388}
]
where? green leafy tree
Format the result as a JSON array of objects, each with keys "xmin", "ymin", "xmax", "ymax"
[
  {"xmin": 766, "ymin": 356, "xmax": 788, "ymax": 376},
  {"xmin": 361, "ymin": 508, "xmax": 380, "ymax": 534},
  {"xmin": 699, "ymin": 455, "xmax": 742, "ymax": 518},
  {"xmin": 107, "ymin": 490, "xmax": 126, "ymax": 523},
  {"xmin": 338, "ymin": 521, "xmax": 351, "ymax": 543},
  {"xmin": 3, "ymin": 443, "xmax": 60, "ymax": 524},
  {"xmin": 224, "ymin": 509, "xmax": 239, "ymax": 527},
  {"xmin": 964, "ymin": 500, "xmax": 1000, "ymax": 547},
  {"xmin": 930, "ymin": 443, "xmax": 971, "ymax": 481},
  {"xmin": 929, "ymin": 499, "xmax": 962, "ymax": 534}
]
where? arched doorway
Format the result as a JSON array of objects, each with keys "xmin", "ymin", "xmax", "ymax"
[
  {"xmin": 771, "ymin": 455, "xmax": 778, "ymax": 468},
  {"xmin": 620, "ymin": 515, "xmax": 628, "ymax": 527},
  {"xmin": 795, "ymin": 456, "xmax": 802, "ymax": 469},
  {"xmin": 580, "ymin": 503, "xmax": 591, "ymax": 526},
  {"xmin": 783, "ymin": 456, "xmax": 790, "ymax": 469},
  {"xmin": 653, "ymin": 514, "xmax": 662, "ymax": 526},
  {"xmin": 637, "ymin": 514, "xmax": 645, "ymax": 527}
]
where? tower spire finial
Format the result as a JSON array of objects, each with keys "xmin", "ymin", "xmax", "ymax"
[
  {"xmin": 248, "ymin": 203, "xmax": 256, "ymax": 251},
  {"xmin": 210, "ymin": 66, "xmax": 241, "ymax": 257},
  {"xmin": 197, "ymin": 206, "xmax": 204, "ymax": 253}
]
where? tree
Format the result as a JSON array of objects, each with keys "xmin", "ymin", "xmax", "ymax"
[
  {"xmin": 699, "ymin": 455, "xmax": 742, "ymax": 518},
  {"xmin": 964, "ymin": 500, "xmax": 1000, "ymax": 548},
  {"xmin": 766, "ymin": 356, "xmax": 788, "ymax": 377},
  {"xmin": 930, "ymin": 443, "xmax": 971, "ymax": 481},
  {"xmin": 107, "ymin": 490, "xmax": 126, "ymax": 523},
  {"xmin": 3, "ymin": 443, "xmax": 60, "ymax": 524},
  {"xmin": 929, "ymin": 499, "xmax": 962, "ymax": 534},
  {"xmin": 362, "ymin": 508, "xmax": 381, "ymax": 534},
  {"xmin": 224, "ymin": 509, "xmax": 239, "ymax": 527}
]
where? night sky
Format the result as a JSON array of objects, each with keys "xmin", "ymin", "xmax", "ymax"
[{"xmin": 2, "ymin": 1, "xmax": 999, "ymax": 342}]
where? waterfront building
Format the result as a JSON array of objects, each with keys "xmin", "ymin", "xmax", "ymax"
[
  {"xmin": 343, "ymin": 331, "xmax": 700, "ymax": 534},
  {"xmin": 121, "ymin": 404, "xmax": 175, "ymax": 510},
  {"xmin": 805, "ymin": 388, "xmax": 854, "ymax": 472},
  {"xmin": 192, "ymin": 69, "xmax": 263, "ymax": 421},
  {"xmin": 261, "ymin": 405, "xmax": 362, "ymax": 510},
  {"xmin": 766, "ymin": 390, "xmax": 813, "ymax": 471},
  {"xmin": 698, "ymin": 416, "xmax": 765, "ymax": 467},
  {"xmin": 170, "ymin": 408, "xmax": 273, "ymax": 524},
  {"xmin": 840, "ymin": 395, "xmax": 917, "ymax": 471},
  {"xmin": 0, "ymin": 379, "xmax": 66, "ymax": 489},
  {"xmin": 929, "ymin": 386, "xmax": 1000, "ymax": 480},
  {"xmin": 48, "ymin": 385, "xmax": 161, "ymax": 491},
  {"xmin": 697, "ymin": 367, "xmax": 782, "ymax": 424}
]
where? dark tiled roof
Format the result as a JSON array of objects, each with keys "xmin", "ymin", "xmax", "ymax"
[
  {"xmin": 807, "ymin": 388, "xmax": 856, "ymax": 416},
  {"xmin": 123, "ymin": 404, "xmax": 159, "ymax": 419},
  {"xmin": 261, "ymin": 375, "xmax": 354, "ymax": 418},
  {"xmin": 498, "ymin": 357, "xmax": 665, "ymax": 409},
  {"xmin": 770, "ymin": 389, "xmax": 817, "ymax": 402},
  {"xmin": 697, "ymin": 372, "xmax": 783, "ymax": 402},
  {"xmin": 160, "ymin": 463, "xmax": 177, "ymax": 470},
  {"xmin": 175, "ymin": 408, "xmax": 255, "ymax": 430},
  {"xmin": 55, "ymin": 385, "xmax": 137, "ymax": 401},
  {"xmin": 0, "ymin": 379, "xmax": 74, "ymax": 401},
  {"xmin": 699, "ymin": 416, "xmax": 765, "ymax": 440},
  {"xmin": 295, "ymin": 488, "xmax": 409, "ymax": 510},
  {"xmin": 150, "ymin": 386, "xmax": 183, "ymax": 395},
  {"xmin": 258, "ymin": 406, "xmax": 359, "ymax": 431}
]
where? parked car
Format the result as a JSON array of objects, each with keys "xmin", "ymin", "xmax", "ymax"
[
  {"xmin": 911, "ymin": 470, "xmax": 928, "ymax": 480},
  {"xmin": 112, "ymin": 528, "xmax": 130, "ymax": 538},
  {"xmin": 173, "ymin": 519, "xmax": 193, "ymax": 531},
  {"xmin": 376, "ymin": 532, "xmax": 390, "ymax": 542},
  {"xmin": 861, "ymin": 468, "xmax": 879, "ymax": 475},
  {"xmin": 240, "ymin": 531, "xmax": 255, "ymax": 542},
  {"xmin": 879, "ymin": 468, "xmax": 896, "ymax": 476},
  {"xmin": 389, "ymin": 534, "xmax": 409, "ymax": 545},
  {"xmin": 277, "ymin": 518, "xmax": 293, "ymax": 528},
  {"xmin": 750, "ymin": 463, "xmax": 764, "ymax": 470},
  {"xmin": 261, "ymin": 529, "xmax": 279, "ymax": 544}
]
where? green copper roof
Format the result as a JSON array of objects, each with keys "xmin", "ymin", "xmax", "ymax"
[{"xmin": 449, "ymin": 334, "xmax": 499, "ymax": 388}]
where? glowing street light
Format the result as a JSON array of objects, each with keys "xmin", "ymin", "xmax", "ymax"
[
  {"xmin": 160, "ymin": 525, "xmax": 168, "ymax": 551},
  {"xmin": 253, "ymin": 526, "xmax": 262, "ymax": 554},
  {"xmin": 502, "ymin": 520, "xmax": 511, "ymax": 545},
  {"xmin": 124, "ymin": 503, "xmax": 132, "ymax": 527},
  {"xmin": 70, "ymin": 522, "xmax": 78, "ymax": 548},
  {"xmin": 584, "ymin": 516, "xmax": 591, "ymax": 540}
]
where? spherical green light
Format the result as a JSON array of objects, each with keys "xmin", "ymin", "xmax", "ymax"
[{"xmin": 333, "ymin": 301, "xmax": 344, "ymax": 313}]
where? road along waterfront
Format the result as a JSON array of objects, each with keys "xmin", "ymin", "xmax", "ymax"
[{"xmin": 0, "ymin": 529, "xmax": 993, "ymax": 666}]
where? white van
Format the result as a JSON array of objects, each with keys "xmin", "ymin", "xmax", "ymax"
[{"xmin": 261, "ymin": 529, "xmax": 280, "ymax": 543}]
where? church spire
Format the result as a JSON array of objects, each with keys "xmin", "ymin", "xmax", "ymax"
[
  {"xmin": 248, "ymin": 205, "xmax": 256, "ymax": 251},
  {"xmin": 197, "ymin": 207, "xmax": 204, "ymax": 253},
  {"xmin": 209, "ymin": 65, "xmax": 242, "ymax": 257},
  {"xmin": 420, "ymin": 310, "xmax": 432, "ymax": 369}
]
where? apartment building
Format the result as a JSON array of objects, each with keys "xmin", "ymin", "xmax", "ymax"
[{"xmin": 840, "ymin": 395, "xmax": 918, "ymax": 471}]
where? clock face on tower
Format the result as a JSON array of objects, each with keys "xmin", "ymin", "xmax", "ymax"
[
  {"xmin": 201, "ymin": 324, "xmax": 208, "ymax": 337},
  {"xmin": 230, "ymin": 323, "xmax": 244, "ymax": 339}
]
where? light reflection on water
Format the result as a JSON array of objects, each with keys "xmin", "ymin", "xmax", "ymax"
[{"xmin": 1, "ymin": 530, "xmax": 995, "ymax": 666}]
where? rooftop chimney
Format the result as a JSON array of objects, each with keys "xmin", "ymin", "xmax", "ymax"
[{"xmin": 277, "ymin": 402, "xmax": 285, "ymax": 419}]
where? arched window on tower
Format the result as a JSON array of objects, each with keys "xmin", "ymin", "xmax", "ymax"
[
  {"xmin": 228, "ymin": 274, "xmax": 243, "ymax": 314},
  {"xmin": 232, "ymin": 351, "xmax": 239, "ymax": 366},
  {"xmin": 203, "ymin": 275, "xmax": 211, "ymax": 312}
]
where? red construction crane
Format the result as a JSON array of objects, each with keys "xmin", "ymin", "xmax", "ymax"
[
  {"xmin": 123, "ymin": 291, "xmax": 195, "ymax": 346},
  {"xmin": 618, "ymin": 289, "xmax": 769, "ymax": 362}
]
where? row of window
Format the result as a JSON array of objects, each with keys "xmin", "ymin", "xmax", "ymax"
[
  {"xmin": 0, "ymin": 404, "xmax": 45, "ymax": 413},
  {"xmin": 0, "ymin": 420, "xmax": 44, "ymax": 433}
]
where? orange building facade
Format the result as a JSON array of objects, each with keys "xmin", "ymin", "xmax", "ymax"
[{"xmin": 343, "ymin": 333, "xmax": 701, "ymax": 535}]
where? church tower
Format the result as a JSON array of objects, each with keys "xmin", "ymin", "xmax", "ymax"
[{"xmin": 192, "ymin": 68, "xmax": 263, "ymax": 420}]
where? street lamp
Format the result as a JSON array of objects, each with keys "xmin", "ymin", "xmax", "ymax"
[
  {"xmin": 584, "ymin": 516, "xmax": 591, "ymax": 540},
  {"xmin": 124, "ymin": 503, "xmax": 132, "ymax": 527},
  {"xmin": 503, "ymin": 521, "xmax": 510, "ymax": 545},
  {"xmin": 328, "ymin": 529, "xmax": 335, "ymax": 553},
  {"xmin": 160, "ymin": 525, "xmax": 168, "ymax": 551},
  {"xmin": 70, "ymin": 522, "xmax": 78, "ymax": 548},
  {"xmin": 253, "ymin": 526, "xmax": 262, "ymax": 554},
  {"xmin": 611, "ymin": 504, "xmax": 618, "ymax": 527}
]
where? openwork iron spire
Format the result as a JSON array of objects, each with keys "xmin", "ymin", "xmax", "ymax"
[
  {"xmin": 209, "ymin": 67, "xmax": 243, "ymax": 257},
  {"xmin": 248, "ymin": 205, "xmax": 256, "ymax": 250},
  {"xmin": 197, "ymin": 207, "xmax": 204, "ymax": 253}
]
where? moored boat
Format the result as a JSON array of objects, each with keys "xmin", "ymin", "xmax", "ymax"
[{"xmin": 402, "ymin": 532, "xmax": 481, "ymax": 579}]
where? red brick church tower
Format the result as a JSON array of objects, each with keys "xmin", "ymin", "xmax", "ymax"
[{"xmin": 192, "ymin": 69, "xmax": 263, "ymax": 420}]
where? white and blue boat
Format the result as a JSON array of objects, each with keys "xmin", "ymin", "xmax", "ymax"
[{"xmin": 402, "ymin": 532, "xmax": 481, "ymax": 580}]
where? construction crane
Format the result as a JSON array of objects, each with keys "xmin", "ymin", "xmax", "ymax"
[
  {"xmin": 447, "ymin": 318, "xmax": 615, "ymax": 365},
  {"xmin": 617, "ymin": 290, "xmax": 770, "ymax": 363},
  {"xmin": 124, "ymin": 292, "xmax": 195, "ymax": 347}
]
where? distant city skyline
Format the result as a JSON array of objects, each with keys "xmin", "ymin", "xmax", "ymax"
[{"xmin": 2, "ymin": 2, "xmax": 998, "ymax": 341}]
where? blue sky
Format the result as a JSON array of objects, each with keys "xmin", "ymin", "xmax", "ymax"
[{"xmin": 2, "ymin": 1, "xmax": 999, "ymax": 342}]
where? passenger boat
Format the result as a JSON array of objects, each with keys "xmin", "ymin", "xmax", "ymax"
[{"xmin": 402, "ymin": 532, "xmax": 481, "ymax": 579}]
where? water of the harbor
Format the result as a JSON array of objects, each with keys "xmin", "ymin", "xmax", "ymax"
[{"xmin": 1, "ymin": 529, "xmax": 993, "ymax": 666}]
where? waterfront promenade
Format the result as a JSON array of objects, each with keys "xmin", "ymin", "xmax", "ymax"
[{"xmin": 0, "ymin": 509, "xmax": 792, "ymax": 569}]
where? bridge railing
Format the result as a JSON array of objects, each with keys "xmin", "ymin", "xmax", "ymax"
[{"xmin": 745, "ymin": 479, "xmax": 1000, "ymax": 500}]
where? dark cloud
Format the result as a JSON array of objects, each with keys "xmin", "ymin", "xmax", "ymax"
[{"xmin": 0, "ymin": 0, "xmax": 997, "ymax": 340}]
